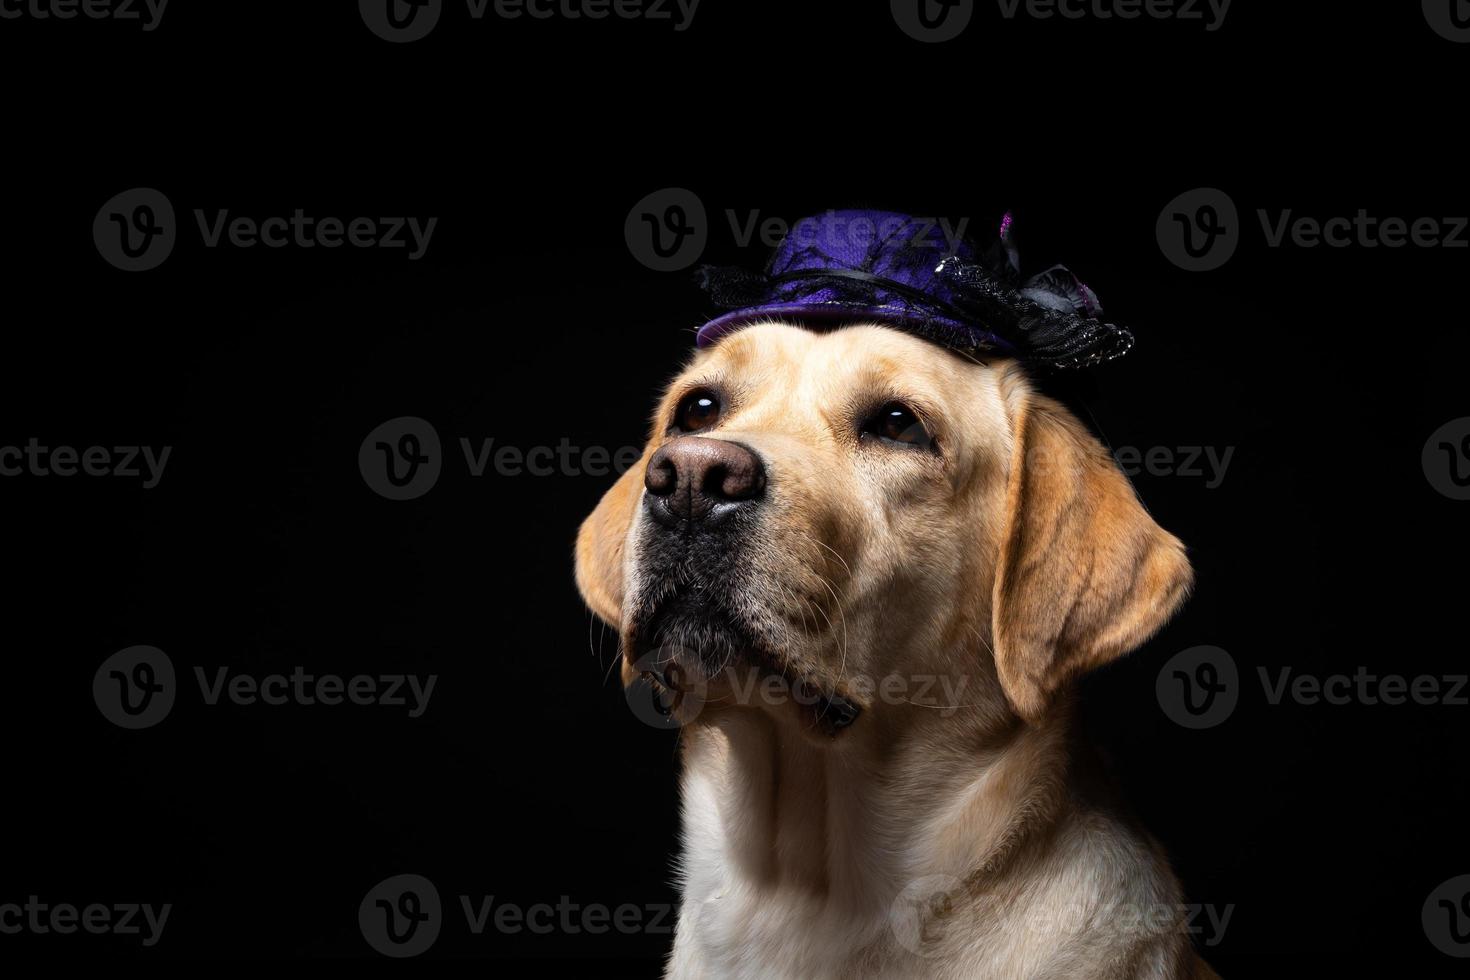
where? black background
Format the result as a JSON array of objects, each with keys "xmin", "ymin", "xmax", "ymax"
[{"xmin": 2, "ymin": 0, "xmax": 1467, "ymax": 974}]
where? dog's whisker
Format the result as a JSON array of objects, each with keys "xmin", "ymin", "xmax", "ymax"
[
  {"xmin": 799, "ymin": 595, "xmax": 822, "ymax": 646},
  {"xmin": 801, "ymin": 552, "xmax": 850, "ymax": 685},
  {"xmin": 602, "ymin": 659, "xmax": 621, "ymax": 687},
  {"xmin": 770, "ymin": 525, "xmax": 854, "ymax": 689},
  {"xmin": 897, "ymin": 695, "xmax": 982, "ymax": 710},
  {"xmin": 805, "ymin": 588, "xmax": 837, "ymax": 642},
  {"xmin": 796, "ymin": 592, "xmax": 819, "ymax": 643},
  {"xmin": 811, "ymin": 538, "xmax": 854, "ymax": 580},
  {"xmin": 780, "ymin": 580, "xmax": 814, "ymax": 641},
  {"xmin": 963, "ymin": 621, "xmax": 996, "ymax": 660},
  {"xmin": 598, "ymin": 616, "xmax": 630, "ymax": 688}
]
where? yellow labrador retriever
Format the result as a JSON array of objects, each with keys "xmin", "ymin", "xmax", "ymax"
[{"xmin": 576, "ymin": 322, "xmax": 1218, "ymax": 979}]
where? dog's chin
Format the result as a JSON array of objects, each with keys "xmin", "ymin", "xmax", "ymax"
[
  {"xmin": 624, "ymin": 594, "xmax": 863, "ymax": 736},
  {"xmin": 626, "ymin": 594, "xmax": 764, "ymax": 678}
]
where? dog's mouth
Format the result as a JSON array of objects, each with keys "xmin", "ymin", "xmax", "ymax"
[
  {"xmin": 632, "ymin": 591, "xmax": 756, "ymax": 675},
  {"xmin": 626, "ymin": 593, "xmax": 862, "ymax": 736}
]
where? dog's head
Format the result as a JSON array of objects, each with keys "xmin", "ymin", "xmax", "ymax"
[{"xmin": 576, "ymin": 323, "xmax": 1191, "ymax": 733}]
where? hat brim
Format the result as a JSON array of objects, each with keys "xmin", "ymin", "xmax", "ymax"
[{"xmin": 695, "ymin": 302, "xmax": 1002, "ymax": 350}]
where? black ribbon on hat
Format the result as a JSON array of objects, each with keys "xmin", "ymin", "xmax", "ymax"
[{"xmin": 935, "ymin": 256, "xmax": 1135, "ymax": 369}]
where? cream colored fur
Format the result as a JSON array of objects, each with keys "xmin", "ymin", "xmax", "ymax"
[{"xmin": 576, "ymin": 323, "xmax": 1218, "ymax": 979}]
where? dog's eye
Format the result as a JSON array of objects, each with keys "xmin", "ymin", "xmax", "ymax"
[
  {"xmin": 673, "ymin": 389, "xmax": 722, "ymax": 433},
  {"xmin": 862, "ymin": 402, "xmax": 933, "ymax": 450}
]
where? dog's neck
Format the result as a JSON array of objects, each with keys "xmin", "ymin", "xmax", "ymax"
[{"xmin": 675, "ymin": 672, "xmax": 1074, "ymax": 918}]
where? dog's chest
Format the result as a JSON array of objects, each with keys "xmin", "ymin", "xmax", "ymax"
[
  {"xmin": 671, "ymin": 880, "xmax": 887, "ymax": 980},
  {"xmin": 671, "ymin": 768, "xmax": 892, "ymax": 977}
]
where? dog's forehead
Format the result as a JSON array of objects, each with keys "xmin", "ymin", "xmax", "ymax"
[{"xmin": 691, "ymin": 322, "xmax": 981, "ymax": 395}]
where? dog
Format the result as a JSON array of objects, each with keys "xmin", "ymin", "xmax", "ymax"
[{"xmin": 576, "ymin": 322, "xmax": 1219, "ymax": 978}]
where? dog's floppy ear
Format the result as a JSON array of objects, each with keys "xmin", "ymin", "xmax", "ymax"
[
  {"xmin": 991, "ymin": 385, "xmax": 1193, "ymax": 723},
  {"xmin": 575, "ymin": 452, "xmax": 649, "ymax": 627}
]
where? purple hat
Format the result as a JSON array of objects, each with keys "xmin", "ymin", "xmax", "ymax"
[{"xmin": 694, "ymin": 209, "xmax": 1134, "ymax": 370}]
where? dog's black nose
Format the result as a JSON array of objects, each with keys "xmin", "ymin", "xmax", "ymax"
[{"xmin": 645, "ymin": 437, "xmax": 765, "ymax": 524}]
